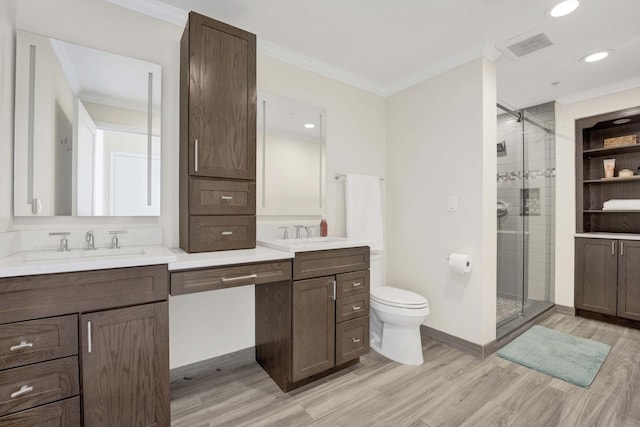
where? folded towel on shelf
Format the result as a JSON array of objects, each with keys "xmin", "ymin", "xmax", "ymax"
[
  {"xmin": 602, "ymin": 199, "xmax": 640, "ymax": 210},
  {"xmin": 345, "ymin": 174, "xmax": 383, "ymax": 250}
]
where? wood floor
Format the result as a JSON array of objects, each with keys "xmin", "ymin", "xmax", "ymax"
[{"xmin": 170, "ymin": 313, "xmax": 640, "ymax": 426}]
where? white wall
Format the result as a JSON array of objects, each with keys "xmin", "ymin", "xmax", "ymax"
[
  {"xmin": 0, "ymin": 0, "xmax": 16, "ymax": 232},
  {"xmin": 555, "ymin": 87, "xmax": 640, "ymax": 307},
  {"xmin": 386, "ymin": 58, "xmax": 497, "ymax": 345}
]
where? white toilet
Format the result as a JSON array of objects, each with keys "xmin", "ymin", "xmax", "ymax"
[{"xmin": 369, "ymin": 254, "xmax": 430, "ymax": 365}]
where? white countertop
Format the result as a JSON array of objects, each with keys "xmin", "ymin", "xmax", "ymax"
[
  {"xmin": 257, "ymin": 237, "xmax": 373, "ymax": 253},
  {"xmin": 0, "ymin": 239, "xmax": 370, "ymax": 278},
  {"xmin": 0, "ymin": 246, "xmax": 177, "ymax": 278},
  {"xmin": 168, "ymin": 245, "xmax": 293, "ymax": 271},
  {"xmin": 575, "ymin": 233, "xmax": 640, "ymax": 241}
]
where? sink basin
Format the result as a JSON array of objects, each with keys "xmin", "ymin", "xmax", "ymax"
[
  {"xmin": 24, "ymin": 247, "xmax": 146, "ymax": 262},
  {"xmin": 257, "ymin": 236, "xmax": 371, "ymax": 253}
]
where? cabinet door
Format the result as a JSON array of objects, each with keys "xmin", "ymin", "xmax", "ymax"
[
  {"xmin": 575, "ymin": 238, "xmax": 617, "ymax": 315},
  {"xmin": 188, "ymin": 13, "xmax": 256, "ymax": 180},
  {"xmin": 618, "ymin": 240, "xmax": 640, "ymax": 321},
  {"xmin": 291, "ymin": 277, "xmax": 335, "ymax": 382},
  {"xmin": 81, "ymin": 302, "xmax": 169, "ymax": 427}
]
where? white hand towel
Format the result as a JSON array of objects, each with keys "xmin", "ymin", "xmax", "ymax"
[
  {"xmin": 345, "ymin": 174, "xmax": 383, "ymax": 250},
  {"xmin": 603, "ymin": 199, "xmax": 640, "ymax": 210}
]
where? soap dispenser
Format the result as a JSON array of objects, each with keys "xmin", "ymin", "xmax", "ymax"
[{"xmin": 320, "ymin": 217, "xmax": 328, "ymax": 237}]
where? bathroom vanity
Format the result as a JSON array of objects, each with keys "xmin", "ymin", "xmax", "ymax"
[
  {"xmin": 0, "ymin": 264, "xmax": 169, "ymax": 426},
  {"xmin": 255, "ymin": 246, "xmax": 370, "ymax": 392}
]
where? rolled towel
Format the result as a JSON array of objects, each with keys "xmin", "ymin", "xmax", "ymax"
[{"xmin": 603, "ymin": 199, "xmax": 640, "ymax": 210}]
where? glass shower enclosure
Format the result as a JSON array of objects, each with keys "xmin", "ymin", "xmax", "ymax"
[{"xmin": 496, "ymin": 102, "xmax": 556, "ymax": 339}]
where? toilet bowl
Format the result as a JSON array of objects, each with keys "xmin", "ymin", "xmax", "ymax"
[{"xmin": 369, "ymin": 286, "xmax": 430, "ymax": 365}]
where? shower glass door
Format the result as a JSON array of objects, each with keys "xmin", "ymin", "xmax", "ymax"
[{"xmin": 496, "ymin": 102, "xmax": 556, "ymax": 337}]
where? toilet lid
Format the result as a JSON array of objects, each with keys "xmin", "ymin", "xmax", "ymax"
[{"xmin": 371, "ymin": 286, "xmax": 428, "ymax": 309}]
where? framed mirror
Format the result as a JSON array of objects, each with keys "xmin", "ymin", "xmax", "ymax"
[
  {"xmin": 257, "ymin": 93, "xmax": 326, "ymax": 216},
  {"xmin": 14, "ymin": 30, "xmax": 162, "ymax": 216}
]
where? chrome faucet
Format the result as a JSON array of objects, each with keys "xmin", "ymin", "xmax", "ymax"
[
  {"xmin": 304, "ymin": 226, "xmax": 314, "ymax": 238},
  {"xmin": 293, "ymin": 225, "xmax": 305, "ymax": 239},
  {"xmin": 49, "ymin": 232, "xmax": 70, "ymax": 252},
  {"xmin": 85, "ymin": 230, "xmax": 96, "ymax": 250},
  {"xmin": 109, "ymin": 230, "xmax": 127, "ymax": 249},
  {"xmin": 278, "ymin": 226, "xmax": 290, "ymax": 239}
]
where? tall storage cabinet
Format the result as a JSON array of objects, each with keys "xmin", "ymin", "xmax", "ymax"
[
  {"xmin": 575, "ymin": 107, "xmax": 640, "ymax": 326},
  {"xmin": 180, "ymin": 12, "xmax": 257, "ymax": 252}
]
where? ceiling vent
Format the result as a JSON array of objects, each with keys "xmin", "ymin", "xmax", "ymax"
[{"xmin": 506, "ymin": 33, "xmax": 553, "ymax": 57}]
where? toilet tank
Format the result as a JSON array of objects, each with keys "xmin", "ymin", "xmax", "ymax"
[{"xmin": 370, "ymin": 252, "xmax": 383, "ymax": 289}]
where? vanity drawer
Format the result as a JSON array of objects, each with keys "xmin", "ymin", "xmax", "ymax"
[
  {"xmin": 0, "ymin": 356, "xmax": 79, "ymax": 416},
  {"xmin": 0, "ymin": 396, "xmax": 80, "ymax": 426},
  {"xmin": 335, "ymin": 316, "xmax": 369, "ymax": 365},
  {"xmin": 0, "ymin": 315, "xmax": 77, "ymax": 370},
  {"xmin": 189, "ymin": 178, "xmax": 256, "ymax": 215},
  {"xmin": 336, "ymin": 294, "xmax": 370, "ymax": 323},
  {"xmin": 189, "ymin": 216, "xmax": 256, "ymax": 252},
  {"xmin": 293, "ymin": 247, "xmax": 369, "ymax": 280},
  {"xmin": 0, "ymin": 265, "xmax": 168, "ymax": 324},
  {"xmin": 171, "ymin": 261, "xmax": 292, "ymax": 295},
  {"xmin": 336, "ymin": 270, "xmax": 370, "ymax": 299}
]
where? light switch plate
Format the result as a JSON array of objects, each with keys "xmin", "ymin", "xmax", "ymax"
[{"xmin": 448, "ymin": 196, "xmax": 458, "ymax": 212}]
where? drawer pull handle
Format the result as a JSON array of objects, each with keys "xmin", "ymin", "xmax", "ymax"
[
  {"xmin": 352, "ymin": 305, "xmax": 362, "ymax": 311},
  {"xmin": 221, "ymin": 196, "xmax": 233, "ymax": 200},
  {"xmin": 221, "ymin": 274, "xmax": 258, "ymax": 282},
  {"xmin": 11, "ymin": 385, "xmax": 33, "ymax": 399},
  {"xmin": 10, "ymin": 341, "xmax": 33, "ymax": 351},
  {"xmin": 352, "ymin": 282, "xmax": 362, "ymax": 287},
  {"xmin": 221, "ymin": 231, "xmax": 233, "ymax": 236},
  {"xmin": 352, "ymin": 338, "xmax": 361, "ymax": 343}
]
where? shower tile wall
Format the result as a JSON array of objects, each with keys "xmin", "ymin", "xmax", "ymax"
[{"xmin": 497, "ymin": 102, "xmax": 555, "ymax": 304}]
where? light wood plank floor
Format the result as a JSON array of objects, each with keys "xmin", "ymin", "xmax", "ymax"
[{"xmin": 170, "ymin": 313, "xmax": 640, "ymax": 426}]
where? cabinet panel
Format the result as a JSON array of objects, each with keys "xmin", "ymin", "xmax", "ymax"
[
  {"xmin": 0, "ymin": 356, "xmax": 78, "ymax": 416},
  {"xmin": 575, "ymin": 238, "xmax": 617, "ymax": 315},
  {"xmin": 0, "ymin": 266, "xmax": 168, "ymax": 324},
  {"xmin": 336, "ymin": 270, "xmax": 370, "ymax": 299},
  {"xmin": 189, "ymin": 215, "xmax": 256, "ymax": 252},
  {"xmin": 293, "ymin": 247, "xmax": 369, "ymax": 280},
  {"xmin": 336, "ymin": 316, "xmax": 369, "ymax": 366},
  {"xmin": 0, "ymin": 315, "xmax": 77, "ymax": 370},
  {"xmin": 0, "ymin": 396, "xmax": 79, "ymax": 427},
  {"xmin": 188, "ymin": 13, "xmax": 256, "ymax": 180},
  {"xmin": 189, "ymin": 178, "xmax": 256, "ymax": 215},
  {"xmin": 291, "ymin": 277, "xmax": 335, "ymax": 382},
  {"xmin": 81, "ymin": 302, "xmax": 169, "ymax": 427},
  {"xmin": 171, "ymin": 261, "xmax": 291, "ymax": 295},
  {"xmin": 617, "ymin": 240, "xmax": 640, "ymax": 321},
  {"xmin": 335, "ymin": 294, "xmax": 369, "ymax": 324}
]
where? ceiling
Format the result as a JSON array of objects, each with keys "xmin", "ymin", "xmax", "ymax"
[{"xmin": 119, "ymin": 0, "xmax": 640, "ymax": 109}]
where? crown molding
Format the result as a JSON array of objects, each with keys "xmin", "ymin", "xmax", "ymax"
[
  {"xmin": 556, "ymin": 76, "xmax": 640, "ymax": 105},
  {"xmin": 103, "ymin": 0, "xmax": 187, "ymax": 26},
  {"xmin": 257, "ymin": 39, "xmax": 387, "ymax": 96},
  {"xmin": 383, "ymin": 43, "xmax": 502, "ymax": 96},
  {"xmin": 102, "ymin": 0, "xmax": 501, "ymax": 98}
]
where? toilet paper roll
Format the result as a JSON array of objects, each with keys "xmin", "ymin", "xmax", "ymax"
[{"xmin": 448, "ymin": 253, "xmax": 472, "ymax": 274}]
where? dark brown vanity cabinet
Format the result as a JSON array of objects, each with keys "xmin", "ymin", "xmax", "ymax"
[
  {"xmin": 0, "ymin": 265, "xmax": 169, "ymax": 426},
  {"xmin": 256, "ymin": 247, "xmax": 370, "ymax": 392},
  {"xmin": 180, "ymin": 11, "xmax": 257, "ymax": 253},
  {"xmin": 575, "ymin": 238, "xmax": 640, "ymax": 322}
]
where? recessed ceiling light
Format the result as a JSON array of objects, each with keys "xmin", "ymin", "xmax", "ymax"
[
  {"xmin": 549, "ymin": 0, "xmax": 579, "ymax": 17},
  {"xmin": 304, "ymin": 123, "xmax": 315, "ymax": 129},
  {"xmin": 613, "ymin": 119, "xmax": 631, "ymax": 125},
  {"xmin": 582, "ymin": 50, "xmax": 611, "ymax": 63}
]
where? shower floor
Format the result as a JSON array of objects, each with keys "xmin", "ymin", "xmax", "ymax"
[{"xmin": 496, "ymin": 294, "xmax": 532, "ymax": 324}]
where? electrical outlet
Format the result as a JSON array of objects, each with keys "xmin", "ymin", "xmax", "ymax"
[{"xmin": 448, "ymin": 196, "xmax": 458, "ymax": 212}]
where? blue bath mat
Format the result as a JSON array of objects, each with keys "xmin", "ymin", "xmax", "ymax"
[{"xmin": 497, "ymin": 325, "xmax": 611, "ymax": 388}]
